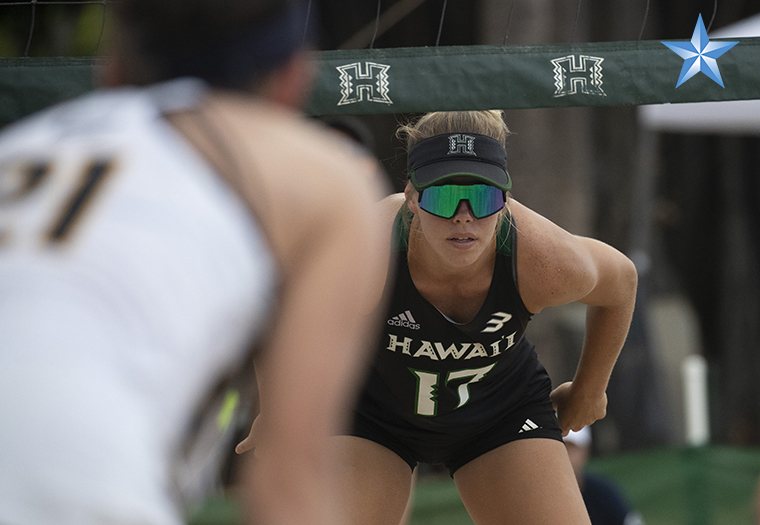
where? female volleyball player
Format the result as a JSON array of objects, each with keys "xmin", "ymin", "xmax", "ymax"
[{"xmin": 240, "ymin": 110, "xmax": 637, "ymax": 524}]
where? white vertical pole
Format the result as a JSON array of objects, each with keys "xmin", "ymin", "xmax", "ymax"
[{"xmin": 682, "ymin": 354, "xmax": 710, "ymax": 447}]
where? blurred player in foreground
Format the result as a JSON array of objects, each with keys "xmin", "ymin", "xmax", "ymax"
[{"xmin": 0, "ymin": 1, "xmax": 387, "ymax": 523}]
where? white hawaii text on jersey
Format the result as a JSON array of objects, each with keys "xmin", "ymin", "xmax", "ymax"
[{"xmin": 385, "ymin": 331, "xmax": 517, "ymax": 360}]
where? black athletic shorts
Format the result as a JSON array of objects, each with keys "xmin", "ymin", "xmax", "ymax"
[{"xmin": 349, "ymin": 376, "xmax": 563, "ymax": 476}]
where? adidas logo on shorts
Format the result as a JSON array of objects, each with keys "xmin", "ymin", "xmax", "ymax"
[
  {"xmin": 387, "ymin": 310, "xmax": 420, "ymax": 330},
  {"xmin": 518, "ymin": 418, "xmax": 540, "ymax": 433}
]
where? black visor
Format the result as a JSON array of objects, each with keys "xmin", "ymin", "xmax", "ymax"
[{"xmin": 408, "ymin": 133, "xmax": 511, "ymax": 191}]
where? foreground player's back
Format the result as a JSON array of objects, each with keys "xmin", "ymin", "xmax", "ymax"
[
  {"xmin": 0, "ymin": 0, "xmax": 390, "ymax": 522},
  {"xmin": 0, "ymin": 80, "xmax": 278, "ymax": 524},
  {"xmin": 0, "ymin": 73, "xmax": 389, "ymax": 524}
]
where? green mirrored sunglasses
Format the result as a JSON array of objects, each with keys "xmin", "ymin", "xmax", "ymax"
[{"xmin": 418, "ymin": 184, "xmax": 505, "ymax": 219}]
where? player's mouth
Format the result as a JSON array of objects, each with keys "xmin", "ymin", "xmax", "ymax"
[{"xmin": 447, "ymin": 234, "xmax": 477, "ymax": 247}]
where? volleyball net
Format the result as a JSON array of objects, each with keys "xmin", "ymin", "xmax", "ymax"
[{"xmin": 2, "ymin": 35, "xmax": 760, "ymax": 127}]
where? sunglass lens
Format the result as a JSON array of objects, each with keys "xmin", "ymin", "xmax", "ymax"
[{"xmin": 468, "ymin": 185, "xmax": 506, "ymax": 218}]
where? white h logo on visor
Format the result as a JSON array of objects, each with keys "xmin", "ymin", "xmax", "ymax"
[{"xmin": 447, "ymin": 134, "xmax": 476, "ymax": 155}]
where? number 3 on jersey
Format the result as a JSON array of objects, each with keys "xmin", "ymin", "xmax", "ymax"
[{"xmin": 409, "ymin": 363, "xmax": 496, "ymax": 416}]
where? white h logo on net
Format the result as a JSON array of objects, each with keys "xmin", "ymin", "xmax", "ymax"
[
  {"xmin": 447, "ymin": 134, "xmax": 476, "ymax": 155},
  {"xmin": 550, "ymin": 54, "xmax": 606, "ymax": 98},
  {"xmin": 336, "ymin": 62, "xmax": 393, "ymax": 106}
]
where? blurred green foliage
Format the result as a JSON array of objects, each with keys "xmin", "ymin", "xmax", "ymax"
[{"xmin": 0, "ymin": 2, "xmax": 108, "ymax": 57}]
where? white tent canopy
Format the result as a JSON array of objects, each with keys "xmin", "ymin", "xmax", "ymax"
[{"xmin": 639, "ymin": 14, "xmax": 760, "ymax": 135}]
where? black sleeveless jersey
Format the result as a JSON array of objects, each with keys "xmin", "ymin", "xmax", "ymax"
[{"xmin": 355, "ymin": 208, "xmax": 545, "ymax": 446}]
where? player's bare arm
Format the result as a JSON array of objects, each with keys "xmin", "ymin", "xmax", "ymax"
[
  {"xmin": 236, "ymin": 190, "xmax": 400, "ymax": 458},
  {"xmin": 510, "ymin": 198, "xmax": 638, "ymax": 434},
  {"xmin": 248, "ymin": 194, "xmax": 386, "ymax": 524},
  {"xmin": 172, "ymin": 94, "xmax": 388, "ymax": 522},
  {"xmin": 213, "ymin": 100, "xmax": 388, "ymax": 524}
]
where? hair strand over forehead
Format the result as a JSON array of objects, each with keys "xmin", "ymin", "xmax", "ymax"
[{"xmin": 396, "ymin": 110, "xmax": 511, "ymax": 150}]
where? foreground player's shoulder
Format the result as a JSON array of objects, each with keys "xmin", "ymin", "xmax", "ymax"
[
  {"xmin": 378, "ymin": 193, "xmax": 406, "ymax": 229},
  {"xmin": 244, "ymin": 100, "xmax": 382, "ymax": 198},
  {"xmin": 220, "ymin": 98, "xmax": 387, "ymax": 267}
]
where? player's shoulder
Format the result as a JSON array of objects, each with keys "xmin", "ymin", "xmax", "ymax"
[
  {"xmin": 215, "ymin": 96, "xmax": 385, "ymax": 214},
  {"xmin": 509, "ymin": 198, "xmax": 595, "ymax": 311},
  {"xmin": 379, "ymin": 193, "xmax": 405, "ymax": 222},
  {"xmin": 509, "ymin": 199, "xmax": 579, "ymax": 259},
  {"xmin": 290, "ymin": 119, "xmax": 378, "ymax": 194}
]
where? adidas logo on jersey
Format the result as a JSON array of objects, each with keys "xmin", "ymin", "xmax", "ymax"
[
  {"xmin": 518, "ymin": 418, "xmax": 540, "ymax": 433},
  {"xmin": 387, "ymin": 310, "xmax": 420, "ymax": 330}
]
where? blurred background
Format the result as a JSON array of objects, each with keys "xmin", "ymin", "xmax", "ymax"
[{"xmin": 2, "ymin": 0, "xmax": 759, "ymax": 523}]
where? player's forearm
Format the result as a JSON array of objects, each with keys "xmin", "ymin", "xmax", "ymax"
[
  {"xmin": 573, "ymin": 245, "xmax": 637, "ymax": 394},
  {"xmin": 573, "ymin": 300, "xmax": 635, "ymax": 395}
]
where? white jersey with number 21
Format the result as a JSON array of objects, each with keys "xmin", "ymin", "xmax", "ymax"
[{"xmin": 0, "ymin": 80, "xmax": 276, "ymax": 525}]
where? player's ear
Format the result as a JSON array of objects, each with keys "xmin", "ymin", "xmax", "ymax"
[{"xmin": 258, "ymin": 51, "xmax": 314, "ymax": 108}]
